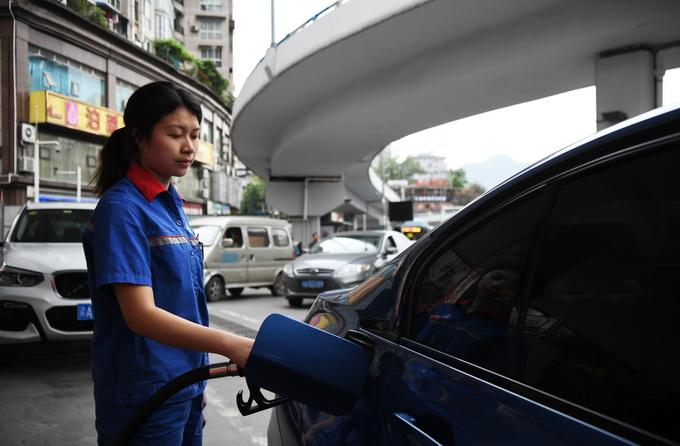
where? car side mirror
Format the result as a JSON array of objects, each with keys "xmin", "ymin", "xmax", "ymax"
[
  {"xmin": 385, "ymin": 246, "xmax": 398, "ymax": 256},
  {"xmin": 222, "ymin": 238, "xmax": 235, "ymax": 248},
  {"xmin": 242, "ymin": 314, "xmax": 369, "ymax": 416}
]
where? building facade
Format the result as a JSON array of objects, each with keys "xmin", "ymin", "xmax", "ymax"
[
  {"xmin": 182, "ymin": 0, "xmax": 234, "ymax": 90},
  {"xmin": 0, "ymin": 0, "xmax": 241, "ymax": 214}
]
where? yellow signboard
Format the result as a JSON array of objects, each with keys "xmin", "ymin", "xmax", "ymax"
[
  {"xmin": 195, "ymin": 140, "xmax": 215, "ymax": 166},
  {"xmin": 29, "ymin": 91, "xmax": 124, "ymax": 137}
]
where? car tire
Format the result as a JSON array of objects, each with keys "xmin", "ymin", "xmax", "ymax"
[
  {"xmin": 205, "ymin": 276, "xmax": 225, "ymax": 302},
  {"xmin": 270, "ymin": 273, "xmax": 286, "ymax": 296},
  {"xmin": 228, "ymin": 287, "xmax": 244, "ymax": 297},
  {"xmin": 286, "ymin": 296, "xmax": 303, "ymax": 307}
]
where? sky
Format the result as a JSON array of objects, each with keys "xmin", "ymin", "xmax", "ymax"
[{"xmin": 232, "ymin": 1, "xmax": 680, "ymax": 171}]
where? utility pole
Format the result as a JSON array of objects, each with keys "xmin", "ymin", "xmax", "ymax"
[{"xmin": 270, "ymin": 0, "xmax": 276, "ymax": 47}]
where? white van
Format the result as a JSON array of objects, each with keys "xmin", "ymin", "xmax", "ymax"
[{"xmin": 190, "ymin": 216, "xmax": 293, "ymax": 301}]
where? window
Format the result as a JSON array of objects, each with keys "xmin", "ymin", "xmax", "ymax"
[
  {"xmin": 28, "ymin": 47, "xmax": 106, "ymax": 106},
  {"xmin": 12, "ymin": 209, "xmax": 92, "ymax": 243},
  {"xmin": 199, "ymin": 18, "xmax": 223, "ymax": 40},
  {"xmin": 223, "ymin": 227, "xmax": 243, "ymax": 248},
  {"xmin": 248, "ymin": 228, "xmax": 270, "ymax": 248},
  {"xmin": 115, "ymin": 79, "xmax": 137, "ymax": 112},
  {"xmin": 518, "ymin": 145, "xmax": 680, "ymax": 441},
  {"xmin": 200, "ymin": 46, "xmax": 222, "ymax": 67},
  {"xmin": 155, "ymin": 12, "xmax": 171, "ymax": 40},
  {"xmin": 200, "ymin": 0, "xmax": 222, "ymax": 11},
  {"xmin": 272, "ymin": 228, "xmax": 290, "ymax": 247},
  {"xmin": 201, "ymin": 120, "xmax": 213, "ymax": 144},
  {"xmin": 408, "ymin": 192, "xmax": 541, "ymax": 373}
]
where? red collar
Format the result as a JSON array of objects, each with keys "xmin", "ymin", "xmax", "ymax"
[{"xmin": 126, "ymin": 163, "xmax": 169, "ymax": 202}]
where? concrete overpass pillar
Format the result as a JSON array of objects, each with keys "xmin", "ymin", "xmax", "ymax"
[
  {"xmin": 289, "ymin": 217, "xmax": 321, "ymax": 249},
  {"xmin": 596, "ymin": 49, "xmax": 656, "ymax": 131}
]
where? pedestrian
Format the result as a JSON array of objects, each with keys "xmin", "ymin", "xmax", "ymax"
[
  {"xmin": 309, "ymin": 232, "xmax": 320, "ymax": 251},
  {"xmin": 82, "ymin": 81, "xmax": 253, "ymax": 445}
]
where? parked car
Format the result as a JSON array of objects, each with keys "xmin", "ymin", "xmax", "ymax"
[
  {"xmin": 0, "ymin": 200, "xmax": 96, "ymax": 344},
  {"xmin": 281, "ymin": 230, "xmax": 411, "ymax": 307},
  {"xmin": 268, "ymin": 104, "xmax": 680, "ymax": 445},
  {"xmin": 190, "ymin": 216, "xmax": 294, "ymax": 302}
]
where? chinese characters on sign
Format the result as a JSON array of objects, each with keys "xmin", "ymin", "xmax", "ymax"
[{"xmin": 30, "ymin": 91, "xmax": 124, "ymax": 137}]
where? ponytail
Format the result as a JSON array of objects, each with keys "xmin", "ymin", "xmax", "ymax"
[{"xmin": 92, "ymin": 127, "xmax": 136, "ymax": 196}]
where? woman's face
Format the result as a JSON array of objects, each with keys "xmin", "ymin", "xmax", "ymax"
[{"xmin": 137, "ymin": 106, "xmax": 200, "ymax": 186}]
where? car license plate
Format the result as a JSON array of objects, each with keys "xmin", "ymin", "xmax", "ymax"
[
  {"xmin": 301, "ymin": 280, "xmax": 324, "ymax": 289},
  {"xmin": 77, "ymin": 303, "xmax": 94, "ymax": 321}
]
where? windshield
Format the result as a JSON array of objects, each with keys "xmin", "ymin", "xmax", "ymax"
[
  {"xmin": 311, "ymin": 235, "xmax": 381, "ymax": 254},
  {"xmin": 11, "ymin": 209, "xmax": 92, "ymax": 243},
  {"xmin": 193, "ymin": 225, "xmax": 222, "ymax": 247}
]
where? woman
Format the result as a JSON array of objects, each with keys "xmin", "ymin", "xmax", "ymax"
[{"xmin": 82, "ymin": 81, "xmax": 253, "ymax": 445}]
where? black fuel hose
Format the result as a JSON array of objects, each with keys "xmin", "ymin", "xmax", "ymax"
[{"xmin": 113, "ymin": 362, "xmax": 243, "ymax": 446}]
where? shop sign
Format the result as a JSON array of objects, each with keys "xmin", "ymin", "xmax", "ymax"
[
  {"xmin": 183, "ymin": 202, "xmax": 204, "ymax": 215},
  {"xmin": 29, "ymin": 91, "xmax": 124, "ymax": 137}
]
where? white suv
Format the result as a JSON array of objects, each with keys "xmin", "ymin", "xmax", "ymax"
[{"xmin": 0, "ymin": 200, "xmax": 96, "ymax": 344}]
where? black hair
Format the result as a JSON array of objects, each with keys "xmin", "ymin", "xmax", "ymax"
[{"xmin": 93, "ymin": 81, "xmax": 202, "ymax": 195}]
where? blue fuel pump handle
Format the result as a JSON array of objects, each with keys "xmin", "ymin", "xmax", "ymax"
[{"xmin": 112, "ymin": 362, "xmax": 242, "ymax": 446}]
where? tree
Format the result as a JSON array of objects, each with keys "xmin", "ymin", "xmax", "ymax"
[
  {"xmin": 454, "ymin": 182, "xmax": 486, "ymax": 205},
  {"xmin": 448, "ymin": 168, "xmax": 467, "ymax": 189},
  {"xmin": 240, "ymin": 176, "xmax": 267, "ymax": 215},
  {"xmin": 378, "ymin": 154, "xmax": 425, "ymax": 183}
]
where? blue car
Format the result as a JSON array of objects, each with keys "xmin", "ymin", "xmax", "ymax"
[{"xmin": 267, "ymin": 103, "xmax": 680, "ymax": 445}]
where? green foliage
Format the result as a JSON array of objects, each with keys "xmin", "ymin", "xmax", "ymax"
[
  {"xmin": 448, "ymin": 168, "xmax": 467, "ymax": 189},
  {"xmin": 379, "ymin": 155, "xmax": 425, "ymax": 183},
  {"xmin": 154, "ymin": 39, "xmax": 195, "ymax": 69},
  {"xmin": 194, "ymin": 60, "xmax": 229, "ymax": 97},
  {"xmin": 240, "ymin": 176, "xmax": 267, "ymax": 215},
  {"xmin": 153, "ymin": 39, "xmax": 231, "ymax": 104},
  {"xmin": 454, "ymin": 182, "xmax": 486, "ymax": 205},
  {"xmin": 67, "ymin": 0, "xmax": 107, "ymax": 28}
]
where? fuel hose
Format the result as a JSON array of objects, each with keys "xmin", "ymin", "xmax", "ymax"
[{"xmin": 113, "ymin": 362, "xmax": 243, "ymax": 446}]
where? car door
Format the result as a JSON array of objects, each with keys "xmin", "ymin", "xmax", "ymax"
[
  {"xmin": 217, "ymin": 225, "xmax": 248, "ymax": 285},
  {"xmin": 246, "ymin": 226, "xmax": 274, "ymax": 283},
  {"xmin": 379, "ymin": 139, "xmax": 680, "ymax": 445},
  {"xmin": 270, "ymin": 226, "xmax": 294, "ymax": 274}
]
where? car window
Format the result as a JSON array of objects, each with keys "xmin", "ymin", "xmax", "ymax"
[
  {"xmin": 271, "ymin": 227, "xmax": 290, "ymax": 247},
  {"xmin": 408, "ymin": 192, "xmax": 541, "ymax": 373},
  {"xmin": 193, "ymin": 225, "xmax": 221, "ymax": 246},
  {"xmin": 224, "ymin": 227, "xmax": 243, "ymax": 248},
  {"xmin": 248, "ymin": 227, "xmax": 270, "ymax": 248},
  {"xmin": 12, "ymin": 209, "xmax": 91, "ymax": 243},
  {"xmin": 311, "ymin": 235, "xmax": 380, "ymax": 254},
  {"xmin": 385, "ymin": 236, "xmax": 397, "ymax": 251},
  {"xmin": 518, "ymin": 145, "xmax": 680, "ymax": 441}
]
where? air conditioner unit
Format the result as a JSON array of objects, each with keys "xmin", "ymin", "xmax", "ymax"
[
  {"xmin": 191, "ymin": 25, "xmax": 199, "ymax": 33},
  {"xmin": 19, "ymin": 157, "xmax": 35, "ymax": 173},
  {"xmin": 21, "ymin": 124, "xmax": 36, "ymax": 144}
]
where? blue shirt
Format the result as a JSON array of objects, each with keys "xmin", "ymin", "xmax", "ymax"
[{"xmin": 83, "ymin": 163, "xmax": 209, "ymax": 407}]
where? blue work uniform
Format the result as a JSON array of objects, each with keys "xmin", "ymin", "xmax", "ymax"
[{"xmin": 83, "ymin": 163, "xmax": 209, "ymax": 445}]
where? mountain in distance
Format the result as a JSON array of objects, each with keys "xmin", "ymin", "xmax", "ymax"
[{"xmin": 461, "ymin": 155, "xmax": 530, "ymax": 190}]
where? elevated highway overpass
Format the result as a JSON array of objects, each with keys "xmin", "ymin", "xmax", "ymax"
[{"xmin": 231, "ymin": 0, "xmax": 680, "ymax": 241}]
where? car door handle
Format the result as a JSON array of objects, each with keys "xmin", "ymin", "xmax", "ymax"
[
  {"xmin": 345, "ymin": 329, "xmax": 375, "ymax": 359},
  {"xmin": 249, "ymin": 254, "xmax": 255, "ymax": 261},
  {"xmin": 392, "ymin": 412, "xmax": 443, "ymax": 446}
]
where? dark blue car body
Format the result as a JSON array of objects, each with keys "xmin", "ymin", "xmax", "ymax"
[{"xmin": 268, "ymin": 104, "xmax": 680, "ymax": 446}]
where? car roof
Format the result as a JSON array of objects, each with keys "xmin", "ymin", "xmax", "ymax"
[
  {"xmin": 24, "ymin": 201, "xmax": 97, "ymax": 210},
  {"xmin": 190, "ymin": 215, "xmax": 290, "ymax": 227},
  {"xmin": 331, "ymin": 230, "xmax": 402, "ymax": 237}
]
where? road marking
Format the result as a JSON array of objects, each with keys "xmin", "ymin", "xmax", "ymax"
[{"xmin": 216, "ymin": 309, "xmax": 261, "ymax": 326}]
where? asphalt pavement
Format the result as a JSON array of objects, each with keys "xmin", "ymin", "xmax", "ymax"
[{"xmin": 0, "ymin": 289, "xmax": 310, "ymax": 445}]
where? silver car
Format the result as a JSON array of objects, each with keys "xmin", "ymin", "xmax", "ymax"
[
  {"xmin": 0, "ymin": 201, "xmax": 95, "ymax": 344},
  {"xmin": 281, "ymin": 230, "xmax": 411, "ymax": 306}
]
